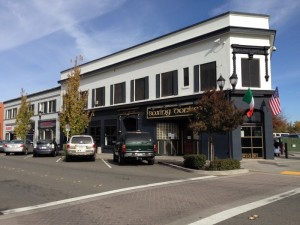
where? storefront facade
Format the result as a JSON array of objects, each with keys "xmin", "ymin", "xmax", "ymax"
[
  {"xmin": 3, "ymin": 87, "xmax": 61, "ymax": 144},
  {"xmin": 58, "ymin": 12, "xmax": 276, "ymax": 160}
]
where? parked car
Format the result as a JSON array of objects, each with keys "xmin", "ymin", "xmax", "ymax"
[
  {"xmin": 0, "ymin": 140, "xmax": 9, "ymax": 153},
  {"xmin": 3, "ymin": 139, "xmax": 34, "ymax": 155},
  {"xmin": 33, "ymin": 139, "xmax": 58, "ymax": 157},
  {"xmin": 287, "ymin": 134, "xmax": 300, "ymax": 138},
  {"xmin": 113, "ymin": 131, "xmax": 157, "ymax": 165},
  {"xmin": 65, "ymin": 135, "xmax": 96, "ymax": 162}
]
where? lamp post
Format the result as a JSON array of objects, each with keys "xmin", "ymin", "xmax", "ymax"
[
  {"xmin": 38, "ymin": 111, "xmax": 42, "ymax": 140},
  {"xmin": 216, "ymin": 74, "xmax": 239, "ymax": 159}
]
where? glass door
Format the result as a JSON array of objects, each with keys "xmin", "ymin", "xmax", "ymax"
[{"xmin": 241, "ymin": 124, "xmax": 264, "ymax": 158}]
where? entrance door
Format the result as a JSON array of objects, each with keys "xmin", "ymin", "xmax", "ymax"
[
  {"xmin": 241, "ymin": 124, "xmax": 264, "ymax": 158},
  {"xmin": 183, "ymin": 128, "xmax": 194, "ymax": 154}
]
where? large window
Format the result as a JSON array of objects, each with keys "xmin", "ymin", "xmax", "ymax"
[
  {"xmin": 241, "ymin": 124, "xmax": 263, "ymax": 158},
  {"xmin": 161, "ymin": 70, "xmax": 178, "ymax": 97},
  {"xmin": 156, "ymin": 122, "xmax": 179, "ymax": 140},
  {"xmin": 90, "ymin": 120, "xmax": 101, "ymax": 146},
  {"xmin": 200, "ymin": 62, "xmax": 216, "ymax": 91},
  {"xmin": 38, "ymin": 102, "xmax": 47, "ymax": 114},
  {"xmin": 135, "ymin": 77, "xmax": 148, "ymax": 101},
  {"xmin": 104, "ymin": 119, "xmax": 117, "ymax": 146},
  {"xmin": 6, "ymin": 108, "xmax": 17, "ymax": 119},
  {"xmin": 93, "ymin": 87, "xmax": 105, "ymax": 107},
  {"xmin": 48, "ymin": 100, "xmax": 56, "ymax": 113},
  {"xmin": 114, "ymin": 82, "xmax": 125, "ymax": 104},
  {"xmin": 30, "ymin": 104, "xmax": 35, "ymax": 114},
  {"xmin": 242, "ymin": 58, "xmax": 260, "ymax": 87}
]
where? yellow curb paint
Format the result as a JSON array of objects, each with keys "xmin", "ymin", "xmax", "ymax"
[{"xmin": 281, "ymin": 171, "xmax": 300, "ymax": 175}]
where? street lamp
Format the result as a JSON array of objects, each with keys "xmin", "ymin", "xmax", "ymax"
[
  {"xmin": 217, "ymin": 74, "xmax": 225, "ymax": 90},
  {"xmin": 229, "ymin": 72, "xmax": 238, "ymax": 91},
  {"xmin": 38, "ymin": 111, "xmax": 42, "ymax": 140},
  {"xmin": 216, "ymin": 74, "xmax": 238, "ymax": 159}
]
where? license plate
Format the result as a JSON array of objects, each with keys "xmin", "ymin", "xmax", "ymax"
[
  {"xmin": 76, "ymin": 147, "xmax": 86, "ymax": 152},
  {"xmin": 135, "ymin": 153, "xmax": 144, "ymax": 156}
]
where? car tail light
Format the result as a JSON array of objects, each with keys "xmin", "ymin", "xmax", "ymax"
[
  {"xmin": 121, "ymin": 144, "xmax": 126, "ymax": 153},
  {"xmin": 4, "ymin": 144, "xmax": 8, "ymax": 147},
  {"xmin": 153, "ymin": 144, "xmax": 157, "ymax": 153},
  {"xmin": 20, "ymin": 144, "xmax": 25, "ymax": 147},
  {"xmin": 93, "ymin": 143, "xmax": 96, "ymax": 149},
  {"xmin": 66, "ymin": 143, "xmax": 70, "ymax": 149}
]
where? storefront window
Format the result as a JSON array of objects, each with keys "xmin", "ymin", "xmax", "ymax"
[
  {"xmin": 104, "ymin": 119, "xmax": 117, "ymax": 146},
  {"xmin": 156, "ymin": 123, "xmax": 178, "ymax": 140}
]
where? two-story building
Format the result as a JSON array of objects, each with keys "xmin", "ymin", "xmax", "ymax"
[
  {"xmin": 59, "ymin": 11, "xmax": 276, "ymax": 160},
  {"xmin": 3, "ymin": 87, "xmax": 61, "ymax": 144}
]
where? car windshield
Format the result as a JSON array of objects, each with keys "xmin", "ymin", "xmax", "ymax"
[
  {"xmin": 125, "ymin": 133, "xmax": 152, "ymax": 143},
  {"xmin": 71, "ymin": 137, "xmax": 93, "ymax": 144}
]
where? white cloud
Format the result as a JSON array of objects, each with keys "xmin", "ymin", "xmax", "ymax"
[
  {"xmin": 210, "ymin": 0, "xmax": 300, "ymax": 29},
  {"xmin": 0, "ymin": 0, "xmax": 127, "ymax": 52}
]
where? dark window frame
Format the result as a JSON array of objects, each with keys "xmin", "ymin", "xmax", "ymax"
[
  {"xmin": 200, "ymin": 61, "xmax": 217, "ymax": 91},
  {"xmin": 241, "ymin": 58, "xmax": 260, "ymax": 87},
  {"xmin": 161, "ymin": 70, "xmax": 178, "ymax": 97},
  {"xmin": 92, "ymin": 87, "xmax": 105, "ymax": 107},
  {"xmin": 114, "ymin": 82, "xmax": 126, "ymax": 104},
  {"xmin": 183, "ymin": 67, "xmax": 189, "ymax": 87}
]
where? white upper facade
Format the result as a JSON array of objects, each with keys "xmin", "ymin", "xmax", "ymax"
[{"xmin": 60, "ymin": 11, "xmax": 276, "ymax": 110}]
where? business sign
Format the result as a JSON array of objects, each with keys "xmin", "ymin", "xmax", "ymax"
[
  {"xmin": 40, "ymin": 121, "xmax": 56, "ymax": 128},
  {"xmin": 147, "ymin": 104, "xmax": 199, "ymax": 119}
]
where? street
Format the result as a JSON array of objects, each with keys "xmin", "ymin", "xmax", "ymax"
[{"xmin": 1, "ymin": 153, "xmax": 300, "ymax": 224}]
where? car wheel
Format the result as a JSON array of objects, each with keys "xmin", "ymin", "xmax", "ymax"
[
  {"xmin": 65, "ymin": 155, "xmax": 71, "ymax": 162},
  {"xmin": 33, "ymin": 153, "xmax": 37, "ymax": 157},
  {"xmin": 148, "ymin": 159, "xmax": 155, "ymax": 165},
  {"xmin": 5, "ymin": 153, "xmax": 10, "ymax": 156},
  {"xmin": 113, "ymin": 153, "xmax": 118, "ymax": 162},
  {"xmin": 90, "ymin": 155, "xmax": 96, "ymax": 162},
  {"xmin": 118, "ymin": 155, "xmax": 125, "ymax": 165}
]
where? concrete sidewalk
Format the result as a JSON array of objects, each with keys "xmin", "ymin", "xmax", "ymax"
[{"xmin": 97, "ymin": 152, "xmax": 300, "ymax": 175}]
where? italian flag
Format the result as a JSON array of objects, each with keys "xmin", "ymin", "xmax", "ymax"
[{"xmin": 243, "ymin": 88, "xmax": 254, "ymax": 117}]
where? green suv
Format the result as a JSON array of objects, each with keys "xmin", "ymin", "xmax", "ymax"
[{"xmin": 113, "ymin": 131, "xmax": 156, "ymax": 165}]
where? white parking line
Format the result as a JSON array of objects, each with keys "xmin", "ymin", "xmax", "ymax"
[
  {"xmin": 56, "ymin": 157, "xmax": 62, "ymax": 163},
  {"xmin": 188, "ymin": 187, "xmax": 300, "ymax": 225},
  {"xmin": 24, "ymin": 155, "xmax": 33, "ymax": 159},
  {"xmin": 101, "ymin": 158, "xmax": 112, "ymax": 168},
  {"xmin": 0, "ymin": 176, "xmax": 216, "ymax": 215}
]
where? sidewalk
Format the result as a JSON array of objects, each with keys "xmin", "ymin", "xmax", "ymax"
[{"xmin": 97, "ymin": 152, "xmax": 300, "ymax": 175}]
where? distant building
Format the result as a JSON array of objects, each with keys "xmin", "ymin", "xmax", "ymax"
[
  {"xmin": 3, "ymin": 87, "xmax": 61, "ymax": 144},
  {"xmin": 0, "ymin": 102, "xmax": 3, "ymax": 140},
  {"xmin": 59, "ymin": 12, "xmax": 276, "ymax": 159}
]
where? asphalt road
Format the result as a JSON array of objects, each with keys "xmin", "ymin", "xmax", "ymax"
[{"xmin": 1, "ymin": 153, "xmax": 300, "ymax": 225}]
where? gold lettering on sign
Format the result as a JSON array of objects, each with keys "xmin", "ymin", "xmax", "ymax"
[{"xmin": 147, "ymin": 104, "xmax": 199, "ymax": 119}]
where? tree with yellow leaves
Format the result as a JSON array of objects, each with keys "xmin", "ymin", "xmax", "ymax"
[{"xmin": 59, "ymin": 56, "xmax": 92, "ymax": 138}]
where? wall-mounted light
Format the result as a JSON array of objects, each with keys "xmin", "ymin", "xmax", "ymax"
[{"xmin": 217, "ymin": 74, "xmax": 225, "ymax": 90}]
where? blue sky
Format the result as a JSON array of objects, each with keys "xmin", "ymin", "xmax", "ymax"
[{"xmin": 1, "ymin": 0, "xmax": 299, "ymax": 122}]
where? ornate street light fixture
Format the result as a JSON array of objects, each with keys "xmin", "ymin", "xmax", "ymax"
[
  {"xmin": 217, "ymin": 74, "xmax": 225, "ymax": 90},
  {"xmin": 229, "ymin": 73, "xmax": 238, "ymax": 91}
]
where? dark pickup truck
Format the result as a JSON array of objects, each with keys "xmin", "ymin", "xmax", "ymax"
[{"xmin": 113, "ymin": 131, "xmax": 157, "ymax": 165}]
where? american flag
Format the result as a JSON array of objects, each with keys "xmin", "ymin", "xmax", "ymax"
[{"xmin": 269, "ymin": 87, "xmax": 281, "ymax": 116}]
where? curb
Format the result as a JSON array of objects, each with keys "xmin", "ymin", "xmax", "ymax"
[{"xmin": 158, "ymin": 161, "xmax": 249, "ymax": 176}]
